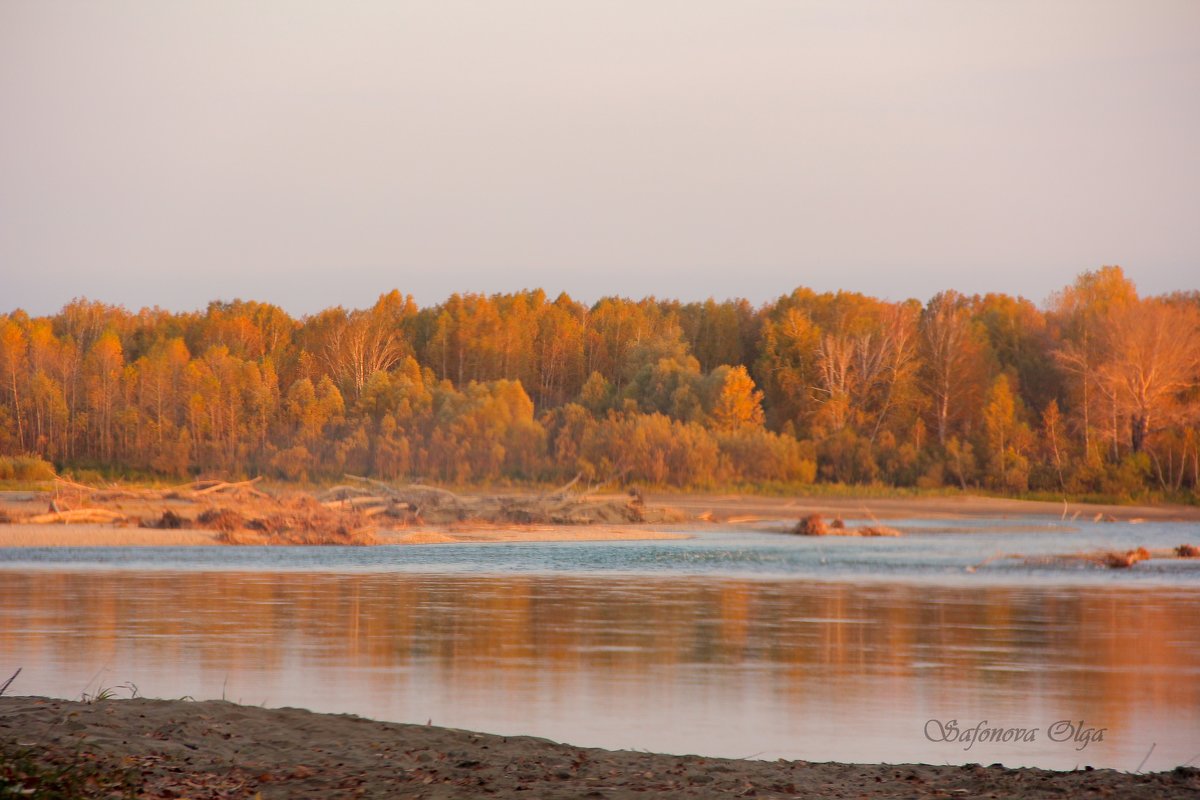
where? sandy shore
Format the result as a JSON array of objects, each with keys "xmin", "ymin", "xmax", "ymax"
[
  {"xmin": 2, "ymin": 697, "xmax": 1194, "ymax": 799},
  {"xmin": 653, "ymin": 492, "xmax": 1200, "ymax": 523},
  {"xmin": 0, "ymin": 522, "xmax": 686, "ymax": 546},
  {"xmin": 0, "ymin": 522, "xmax": 689, "ymax": 548},
  {"xmin": 1, "ymin": 489, "xmax": 1196, "ymax": 547}
]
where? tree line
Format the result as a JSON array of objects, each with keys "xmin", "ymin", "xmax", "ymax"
[{"xmin": 1, "ymin": 266, "xmax": 1197, "ymax": 497}]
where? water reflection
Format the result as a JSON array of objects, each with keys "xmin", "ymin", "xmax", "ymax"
[{"xmin": 1, "ymin": 571, "xmax": 1197, "ymax": 770}]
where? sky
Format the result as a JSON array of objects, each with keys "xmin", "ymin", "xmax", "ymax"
[{"xmin": 2, "ymin": 1, "xmax": 1198, "ymax": 318}]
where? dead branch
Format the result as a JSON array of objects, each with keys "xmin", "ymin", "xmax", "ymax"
[
  {"xmin": 52, "ymin": 476, "xmax": 97, "ymax": 493},
  {"xmin": 544, "ymin": 472, "xmax": 583, "ymax": 500},
  {"xmin": 0, "ymin": 667, "xmax": 20, "ymax": 697}
]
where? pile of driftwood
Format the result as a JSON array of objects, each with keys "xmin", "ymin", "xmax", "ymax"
[
  {"xmin": 317, "ymin": 475, "xmax": 676, "ymax": 526},
  {"xmin": 3, "ymin": 473, "xmax": 676, "ymax": 543},
  {"xmin": 791, "ymin": 513, "xmax": 901, "ymax": 537},
  {"xmin": 194, "ymin": 497, "xmax": 376, "ymax": 546},
  {"xmin": 31, "ymin": 476, "xmax": 269, "ymax": 523},
  {"xmin": 967, "ymin": 544, "xmax": 1200, "ymax": 572},
  {"xmin": 140, "ymin": 480, "xmax": 376, "ymax": 545},
  {"xmin": 10, "ymin": 476, "xmax": 375, "ymax": 545},
  {"xmin": 13, "ymin": 477, "xmax": 268, "ymax": 526}
]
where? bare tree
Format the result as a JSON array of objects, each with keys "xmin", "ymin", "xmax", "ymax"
[
  {"xmin": 920, "ymin": 292, "xmax": 978, "ymax": 446},
  {"xmin": 1103, "ymin": 299, "xmax": 1200, "ymax": 453}
]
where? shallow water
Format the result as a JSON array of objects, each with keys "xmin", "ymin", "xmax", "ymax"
[
  {"xmin": 5, "ymin": 519, "xmax": 1200, "ymax": 584},
  {"xmin": 2, "ymin": 520, "xmax": 1199, "ymax": 770}
]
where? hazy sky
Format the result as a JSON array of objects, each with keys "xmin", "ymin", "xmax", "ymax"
[{"xmin": 2, "ymin": 1, "xmax": 1198, "ymax": 317}]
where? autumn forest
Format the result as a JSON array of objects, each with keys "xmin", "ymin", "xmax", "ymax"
[{"xmin": 1, "ymin": 267, "xmax": 1198, "ymax": 499}]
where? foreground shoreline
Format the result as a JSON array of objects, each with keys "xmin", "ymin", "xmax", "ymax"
[{"xmin": 2, "ymin": 697, "xmax": 1195, "ymax": 799}]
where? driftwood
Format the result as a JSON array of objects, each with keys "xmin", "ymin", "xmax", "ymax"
[
  {"xmin": 967, "ymin": 545, "xmax": 1199, "ymax": 572},
  {"xmin": 192, "ymin": 497, "xmax": 377, "ymax": 545},
  {"xmin": 320, "ymin": 495, "xmax": 390, "ymax": 509},
  {"xmin": 3, "ymin": 474, "xmax": 683, "ymax": 540},
  {"xmin": 338, "ymin": 475, "xmax": 673, "ymax": 525},
  {"xmin": 26, "ymin": 508, "xmax": 127, "ymax": 524},
  {"xmin": 793, "ymin": 514, "xmax": 829, "ymax": 536},
  {"xmin": 91, "ymin": 488, "xmax": 164, "ymax": 501},
  {"xmin": 346, "ymin": 475, "xmax": 460, "ymax": 501},
  {"xmin": 191, "ymin": 477, "xmax": 266, "ymax": 498},
  {"xmin": 545, "ymin": 472, "xmax": 583, "ymax": 500},
  {"xmin": 315, "ymin": 485, "xmax": 377, "ymax": 504},
  {"xmin": 1103, "ymin": 547, "xmax": 1151, "ymax": 568},
  {"xmin": 142, "ymin": 510, "xmax": 186, "ymax": 529},
  {"xmin": 857, "ymin": 525, "xmax": 902, "ymax": 537},
  {"xmin": 52, "ymin": 476, "xmax": 97, "ymax": 493},
  {"xmin": 792, "ymin": 513, "xmax": 901, "ymax": 537}
]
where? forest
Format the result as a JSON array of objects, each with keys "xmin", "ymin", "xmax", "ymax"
[{"xmin": 1, "ymin": 266, "xmax": 1197, "ymax": 499}]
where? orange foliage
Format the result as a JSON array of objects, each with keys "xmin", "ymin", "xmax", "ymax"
[{"xmin": 0, "ymin": 272, "xmax": 1196, "ymax": 494}]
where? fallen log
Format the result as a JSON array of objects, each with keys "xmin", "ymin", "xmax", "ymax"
[
  {"xmin": 1103, "ymin": 547, "xmax": 1151, "ymax": 568},
  {"xmin": 193, "ymin": 477, "xmax": 265, "ymax": 496},
  {"xmin": 52, "ymin": 476, "xmax": 97, "ymax": 493},
  {"xmin": 320, "ymin": 495, "xmax": 390, "ymax": 509},
  {"xmin": 316, "ymin": 485, "xmax": 375, "ymax": 502},
  {"xmin": 858, "ymin": 525, "xmax": 902, "ymax": 537},
  {"xmin": 967, "ymin": 545, "xmax": 1196, "ymax": 572},
  {"xmin": 544, "ymin": 472, "xmax": 583, "ymax": 500},
  {"xmin": 360, "ymin": 505, "xmax": 393, "ymax": 518},
  {"xmin": 345, "ymin": 475, "xmax": 463, "ymax": 504},
  {"xmin": 26, "ymin": 508, "xmax": 127, "ymax": 524}
]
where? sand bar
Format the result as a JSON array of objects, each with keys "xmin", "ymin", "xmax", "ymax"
[
  {"xmin": 655, "ymin": 492, "xmax": 1200, "ymax": 522},
  {"xmin": 2, "ymin": 489, "xmax": 1197, "ymax": 548},
  {"xmin": 0, "ymin": 522, "xmax": 689, "ymax": 548}
]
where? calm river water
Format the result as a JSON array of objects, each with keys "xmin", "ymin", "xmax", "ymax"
[{"xmin": 2, "ymin": 520, "xmax": 1199, "ymax": 770}]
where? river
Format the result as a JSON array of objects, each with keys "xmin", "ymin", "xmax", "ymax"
[{"xmin": 2, "ymin": 520, "xmax": 1198, "ymax": 770}]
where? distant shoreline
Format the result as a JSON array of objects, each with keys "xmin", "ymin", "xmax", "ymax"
[
  {"xmin": 650, "ymin": 491, "xmax": 1200, "ymax": 523},
  {"xmin": 1, "ymin": 490, "xmax": 1197, "ymax": 548},
  {"xmin": 0, "ymin": 522, "xmax": 690, "ymax": 548},
  {"xmin": 2, "ymin": 696, "xmax": 1195, "ymax": 799}
]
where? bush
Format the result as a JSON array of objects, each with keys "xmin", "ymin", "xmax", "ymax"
[
  {"xmin": 817, "ymin": 430, "xmax": 879, "ymax": 484},
  {"xmin": 269, "ymin": 445, "xmax": 313, "ymax": 482},
  {"xmin": 0, "ymin": 455, "xmax": 57, "ymax": 482},
  {"xmin": 1101, "ymin": 453, "xmax": 1152, "ymax": 499},
  {"xmin": 716, "ymin": 428, "xmax": 815, "ymax": 484}
]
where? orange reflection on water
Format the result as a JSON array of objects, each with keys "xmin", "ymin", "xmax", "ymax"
[{"xmin": 0, "ymin": 571, "xmax": 1197, "ymax": 769}]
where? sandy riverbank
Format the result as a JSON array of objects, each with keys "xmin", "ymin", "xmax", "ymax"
[
  {"xmin": 0, "ymin": 522, "xmax": 689, "ymax": 548},
  {"xmin": 2, "ymin": 488, "xmax": 1195, "ymax": 547},
  {"xmin": 2, "ymin": 697, "xmax": 1195, "ymax": 799},
  {"xmin": 652, "ymin": 491, "xmax": 1200, "ymax": 523}
]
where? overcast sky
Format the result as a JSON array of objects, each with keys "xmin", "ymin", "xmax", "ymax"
[{"xmin": 2, "ymin": 1, "xmax": 1198, "ymax": 317}]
